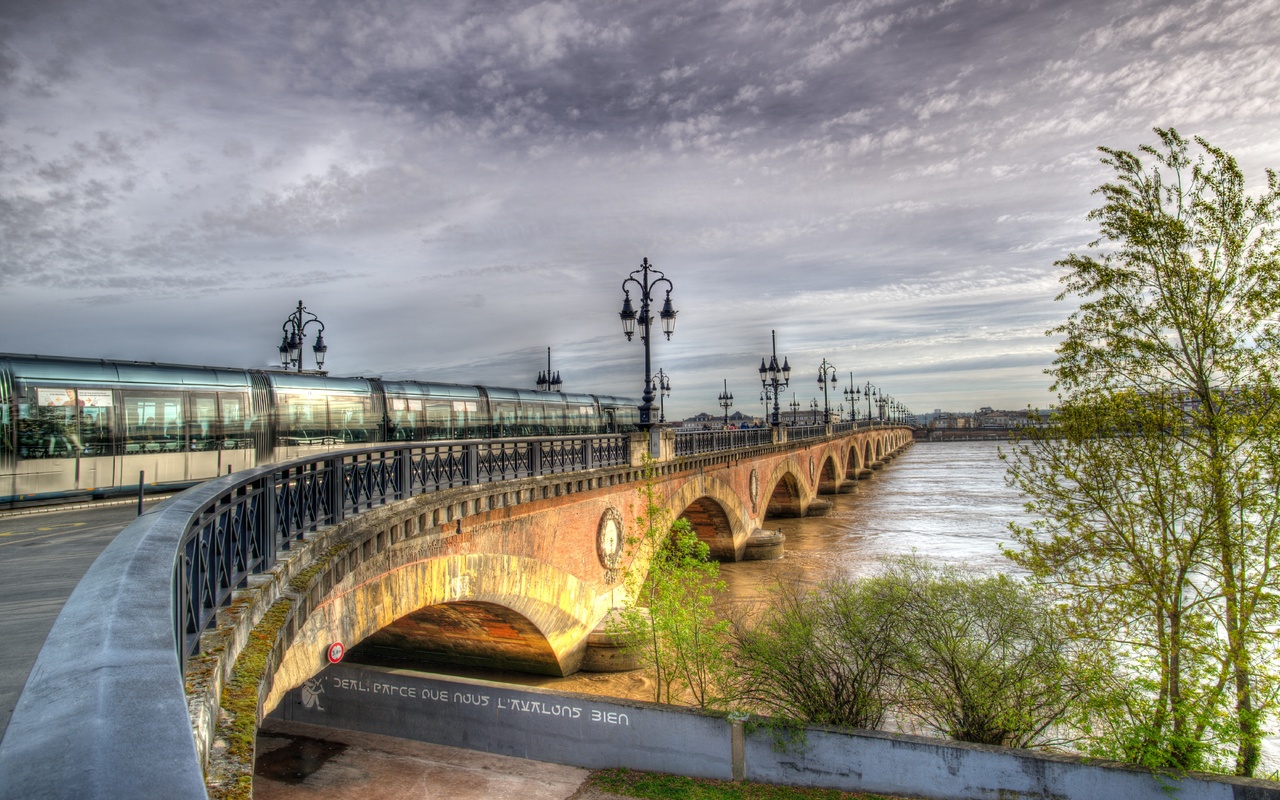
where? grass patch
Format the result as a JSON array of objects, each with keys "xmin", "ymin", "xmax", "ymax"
[{"xmin": 587, "ymin": 768, "xmax": 905, "ymax": 800}]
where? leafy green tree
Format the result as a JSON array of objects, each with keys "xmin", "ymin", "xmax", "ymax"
[
  {"xmin": 614, "ymin": 462, "xmax": 733, "ymax": 708},
  {"xmin": 729, "ymin": 576, "xmax": 898, "ymax": 730},
  {"xmin": 1006, "ymin": 128, "xmax": 1280, "ymax": 774},
  {"xmin": 882, "ymin": 558, "xmax": 1084, "ymax": 748}
]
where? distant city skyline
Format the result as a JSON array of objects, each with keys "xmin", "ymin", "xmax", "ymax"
[{"xmin": 2, "ymin": 0, "xmax": 1278, "ymax": 418}]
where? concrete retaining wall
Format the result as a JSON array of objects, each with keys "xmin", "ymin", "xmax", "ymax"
[
  {"xmin": 275, "ymin": 664, "xmax": 1280, "ymax": 800},
  {"xmin": 276, "ymin": 663, "xmax": 731, "ymax": 780}
]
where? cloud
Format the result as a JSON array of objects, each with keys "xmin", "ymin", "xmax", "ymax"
[{"xmin": 0, "ymin": 0, "xmax": 1276, "ymax": 417}]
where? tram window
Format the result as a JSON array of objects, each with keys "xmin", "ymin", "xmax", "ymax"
[
  {"xmin": 571, "ymin": 405, "xmax": 596, "ymax": 435},
  {"xmin": 122, "ymin": 391, "xmax": 184, "ymax": 452},
  {"xmin": 417, "ymin": 399, "xmax": 447, "ymax": 439},
  {"xmin": 491, "ymin": 401, "xmax": 517, "ymax": 438},
  {"xmin": 189, "ymin": 393, "xmax": 218, "ymax": 451},
  {"xmin": 17, "ymin": 387, "xmax": 78, "ymax": 459},
  {"xmin": 1, "ymin": 401, "xmax": 10, "ymax": 461},
  {"xmin": 220, "ymin": 393, "xmax": 249, "ymax": 449},
  {"xmin": 386, "ymin": 397, "xmax": 414, "ymax": 441},
  {"xmin": 276, "ymin": 391, "xmax": 325, "ymax": 444},
  {"xmin": 520, "ymin": 402, "xmax": 548, "ymax": 436},
  {"xmin": 77, "ymin": 389, "xmax": 114, "ymax": 456},
  {"xmin": 329, "ymin": 394, "xmax": 375, "ymax": 444}
]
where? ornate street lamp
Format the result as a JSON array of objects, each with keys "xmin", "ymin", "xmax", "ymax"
[
  {"xmin": 789, "ymin": 393, "xmax": 800, "ymax": 425},
  {"xmin": 655, "ymin": 369, "xmax": 672, "ymax": 424},
  {"xmin": 278, "ymin": 300, "xmax": 328, "ymax": 373},
  {"xmin": 809, "ymin": 398, "xmax": 820, "ymax": 424},
  {"xmin": 757, "ymin": 329, "xmax": 791, "ymax": 427},
  {"xmin": 854, "ymin": 381, "xmax": 876, "ymax": 423},
  {"xmin": 718, "ymin": 379, "xmax": 734, "ymax": 426},
  {"xmin": 535, "ymin": 347, "xmax": 563, "ymax": 392},
  {"xmin": 619, "ymin": 257, "xmax": 677, "ymax": 430},
  {"xmin": 816, "ymin": 358, "xmax": 838, "ymax": 424}
]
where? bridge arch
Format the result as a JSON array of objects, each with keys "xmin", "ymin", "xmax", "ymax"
[
  {"xmin": 351, "ymin": 600, "xmax": 559, "ymax": 674},
  {"xmin": 846, "ymin": 442, "xmax": 863, "ymax": 477},
  {"xmin": 761, "ymin": 458, "xmax": 812, "ymax": 519},
  {"xmin": 666, "ymin": 473, "xmax": 750, "ymax": 561},
  {"xmin": 817, "ymin": 452, "xmax": 842, "ymax": 495},
  {"xmin": 265, "ymin": 550, "xmax": 606, "ymax": 712}
]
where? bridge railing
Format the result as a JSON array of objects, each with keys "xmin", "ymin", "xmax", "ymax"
[
  {"xmin": 177, "ymin": 434, "xmax": 629, "ymax": 666},
  {"xmin": 673, "ymin": 427, "xmax": 773, "ymax": 456},
  {"xmin": 786, "ymin": 424, "xmax": 827, "ymax": 442}
]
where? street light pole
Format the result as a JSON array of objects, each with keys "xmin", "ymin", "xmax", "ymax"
[
  {"xmin": 816, "ymin": 358, "xmax": 837, "ymax": 424},
  {"xmin": 809, "ymin": 398, "xmax": 819, "ymax": 424},
  {"xmin": 278, "ymin": 300, "xmax": 328, "ymax": 373},
  {"xmin": 790, "ymin": 393, "xmax": 800, "ymax": 425},
  {"xmin": 757, "ymin": 330, "xmax": 791, "ymax": 427},
  {"xmin": 536, "ymin": 347, "xmax": 562, "ymax": 392},
  {"xmin": 718, "ymin": 379, "xmax": 734, "ymax": 426},
  {"xmin": 854, "ymin": 381, "xmax": 876, "ymax": 423},
  {"xmin": 619, "ymin": 257, "xmax": 677, "ymax": 431},
  {"xmin": 655, "ymin": 369, "xmax": 671, "ymax": 424}
]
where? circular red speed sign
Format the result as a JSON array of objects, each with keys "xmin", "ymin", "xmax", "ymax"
[{"xmin": 326, "ymin": 641, "xmax": 345, "ymax": 663}]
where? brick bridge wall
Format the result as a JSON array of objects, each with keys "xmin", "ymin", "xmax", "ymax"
[{"xmin": 188, "ymin": 427, "xmax": 912, "ymax": 781}]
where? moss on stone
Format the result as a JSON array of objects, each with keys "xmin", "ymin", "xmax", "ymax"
[
  {"xmin": 206, "ymin": 597, "xmax": 294, "ymax": 800},
  {"xmin": 287, "ymin": 542, "xmax": 349, "ymax": 594}
]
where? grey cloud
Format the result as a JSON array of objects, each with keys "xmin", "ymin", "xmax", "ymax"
[{"xmin": 0, "ymin": 0, "xmax": 1277, "ymax": 415}]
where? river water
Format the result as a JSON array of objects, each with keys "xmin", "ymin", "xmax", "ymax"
[{"xmin": 718, "ymin": 439, "xmax": 1026, "ymax": 604}]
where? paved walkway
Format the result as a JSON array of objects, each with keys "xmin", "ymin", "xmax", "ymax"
[
  {"xmin": 256, "ymin": 719, "xmax": 628, "ymax": 800},
  {"xmin": 0, "ymin": 500, "xmax": 162, "ymax": 741}
]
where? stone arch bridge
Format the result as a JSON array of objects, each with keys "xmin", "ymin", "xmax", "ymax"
[{"xmin": 0, "ymin": 423, "xmax": 911, "ymax": 799}]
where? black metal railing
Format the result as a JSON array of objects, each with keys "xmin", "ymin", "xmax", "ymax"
[
  {"xmin": 673, "ymin": 427, "xmax": 773, "ymax": 456},
  {"xmin": 787, "ymin": 424, "xmax": 826, "ymax": 442},
  {"xmin": 176, "ymin": 434, "xmax": 627, "ymax": 667}
]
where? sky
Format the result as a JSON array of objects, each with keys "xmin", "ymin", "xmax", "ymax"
[{"xmin": 2, "ymin": 0, "xmax": 1279, "ymax": 420}]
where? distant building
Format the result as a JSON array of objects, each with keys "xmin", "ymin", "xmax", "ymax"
[{"xmin": 975, "ymin": 408, "xmax": 1034, "ymax": 428}]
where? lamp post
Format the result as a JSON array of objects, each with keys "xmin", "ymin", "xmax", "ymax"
[
  {"xmin": 655, "ymin": 369, "xmax": 672, "ymax": 424},
  {"xmin": 535, "ymin": 347, "xmax": 562, "ymax": 392},
  {"xmin": 816, "ymin": 358, "xmax": 838, "ymax": 424},
  {"xmin": 718, "ymin": 379, "xmax": 734, "ymax": 427},
  {"xmin": 809, "ymin": 398, "xmax": 820, "ymax": 424},
  {"xmin": 854, "ymin": 381, "xmax": 876, "ymax": 423},
  {"xmin": 278, "ymin": 300, "xmax": 328, "ymax": 373},
  {"xmin": 757, "ymin": 329, "xmax": 791, "ymax": 427},
  {"xmin": 618, "ymin": 257, "xmax": 677, "ymax": 430},
  {"xmin": 789, "ymin": 394, "xmax": 800, "ymax": 425},
  {"xmin": 837, "ymin": 403, "xmax": 845, "ymax": 422}
]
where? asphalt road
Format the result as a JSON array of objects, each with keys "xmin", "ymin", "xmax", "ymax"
[{"xmin": 0, "ymin": 501, "xmax": 153, "ymax": 743}]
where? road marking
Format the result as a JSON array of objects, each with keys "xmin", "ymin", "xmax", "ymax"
[{"xmin": 0, "ymin": 523, "xmax": 96, "ymax": 547}]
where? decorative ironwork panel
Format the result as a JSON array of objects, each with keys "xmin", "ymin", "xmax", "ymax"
[
  {"xmin": 784, "ymin": 424, "xmax": 824, "ymax": 442},
  {"xmin": 343, "ymin": 450, "xmax": 401, "ymax": 514},
  {"xmin": 411, "ymin": 446, "xmax": 468, "ymax": 491}
]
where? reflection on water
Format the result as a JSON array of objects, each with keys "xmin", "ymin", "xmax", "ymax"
[{"xmin": 718, "ymin": 440, "xmax": 1027, "ymax": 608}]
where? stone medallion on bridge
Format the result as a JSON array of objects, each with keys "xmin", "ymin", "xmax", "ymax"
[
  {"xmin": 809, "ymin": 455, "xmax": 815, "ymax": 483},
  {"xmin": 597, "ymin": 507, "xmax": 625, "ymax": 584},
  {"xmin": 750, "ymin": 468, "xmax": 759, "ymax": 514}
]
